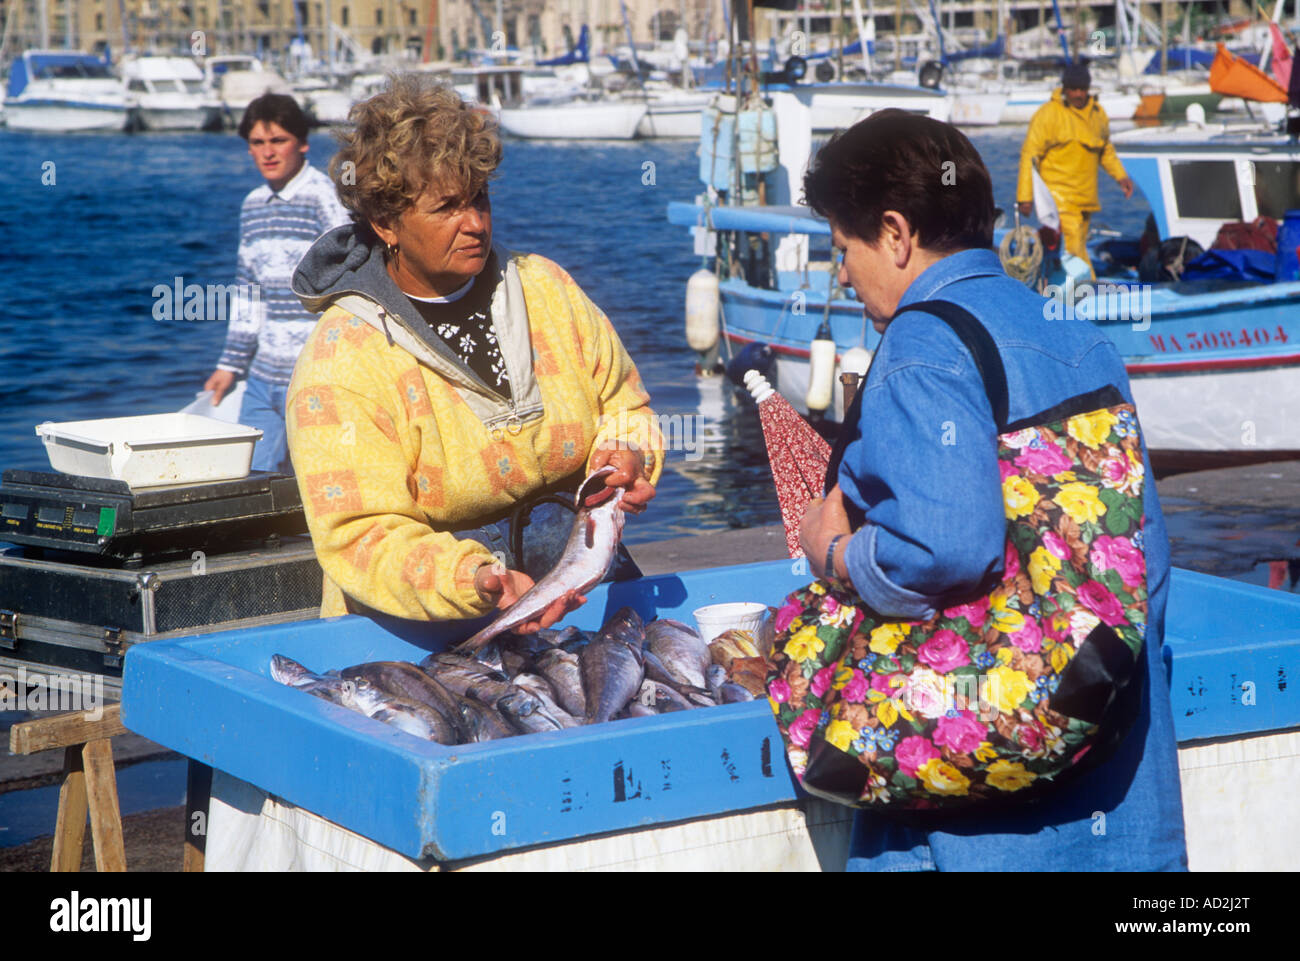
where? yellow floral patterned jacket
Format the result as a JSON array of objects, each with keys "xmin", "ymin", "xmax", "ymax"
[{"xmin": 287, "ymin": 230, "xmax": 662, "ymax": 621}]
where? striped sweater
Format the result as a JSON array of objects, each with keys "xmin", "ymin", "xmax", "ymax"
[{"xmin": 216, "ymin": 163, "xmax": 352, "ymax": 384}]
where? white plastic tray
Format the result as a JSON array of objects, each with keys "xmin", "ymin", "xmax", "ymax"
[{"xmin": 36, "ymin": 413, "xmax": 263, "ymax": 488}]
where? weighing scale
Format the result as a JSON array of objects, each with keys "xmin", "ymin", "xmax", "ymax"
[{"xmin": 0, "ymin": 470, "xmax": 323, "ymax": 697}]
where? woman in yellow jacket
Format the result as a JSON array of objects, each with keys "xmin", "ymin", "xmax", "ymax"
[
  {"xmin": 1016, "ymin": 63, "xmax": 1135, "ymax": 276},
  {"xmin": 286, "ymin": 77, "xmax": 662, "ymax": 627}
]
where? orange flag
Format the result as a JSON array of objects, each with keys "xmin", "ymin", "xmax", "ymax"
[{"xmin": 1209, "ymin": 43, "xmax": 1289, "ymax": 102}]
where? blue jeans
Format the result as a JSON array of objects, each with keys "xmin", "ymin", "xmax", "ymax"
[
  {"xmin": 240, "ymin": 375, "xmax": 292, "ymax": 474},
  {"xmin": 451, "ymin": 497, "xmax": 641, "ymax": 583}
]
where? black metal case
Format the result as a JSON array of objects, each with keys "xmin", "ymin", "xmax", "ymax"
[{"xmin": 0, "ymin": 538, "xmax": 323, "ymax": 697}]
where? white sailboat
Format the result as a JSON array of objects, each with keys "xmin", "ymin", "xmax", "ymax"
[
  {"xmin": 498, "ymin": 94, "xmax": 648, "ymax": 140},
  {"xmin": 630, "ymin": 84, "xmax": 712, "ymax": 138}
]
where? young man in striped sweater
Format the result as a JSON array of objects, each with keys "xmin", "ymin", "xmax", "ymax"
[{"xmin": 203, "ymin": 93, "xmax": 351, "ymax": 473}]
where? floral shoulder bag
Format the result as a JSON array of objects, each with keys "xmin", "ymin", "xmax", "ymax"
[{"xmin": 766, "ymin": 300, "xmax": 1148, "ymax": 810}]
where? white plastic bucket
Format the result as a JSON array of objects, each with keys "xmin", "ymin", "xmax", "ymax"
[{"xmin": 693, "ymin": 602, "xmax": 767, "ymax": 645}]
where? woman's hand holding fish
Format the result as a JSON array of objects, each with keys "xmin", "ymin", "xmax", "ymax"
[
  {"xmin": 475, "ymin": 564, "xmax": 586, "ymax": 633},
  {"xmin": 591, "ymin": 443, "xmax": 656, "ymax": 516},
  {"xmin": 800, "ymin": 485, "xmax": 852, "ymax": 580}
]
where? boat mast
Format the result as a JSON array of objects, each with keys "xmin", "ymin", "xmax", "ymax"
[
  {"xmin": 895, "ymin": 0, "xmax": 902, "ymax": 70},
  {"xmin": 851, "ymin": 0, "xmax": 874, "ymax": 74},
  {"xmin": 927, "ymin": 0, "xmax": 946, "ymax": 63},
  {"xmin": 1159, "ymin": 0, "xmax": 1166, "ymax": 75},
  {"xmin": 38, "ymin": 0, "xmax": 49, "ymax": 48},
  {"xmin": 1049, "ymin": 0, "xmax": 1071, "ymax": 61},
  {"xmin": 835, "ymin": 0, "xmax": 844, "ymax": 79},
  {"xmin": 619, "ymin": 0, "xmax": 643, "ymax": 83}
]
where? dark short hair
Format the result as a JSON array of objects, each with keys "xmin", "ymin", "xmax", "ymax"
[
  {"xmin": 239, "ymin": 92, "xmax": 309, "ymax": 141},
  {"xmin": 802, "ymin": 109, "xmax": 994, "ymax": 252}
]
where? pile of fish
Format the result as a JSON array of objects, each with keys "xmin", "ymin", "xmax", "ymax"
[{"xmin": 269, "ymin": 607, "xmax": 776, "ymax": 745}]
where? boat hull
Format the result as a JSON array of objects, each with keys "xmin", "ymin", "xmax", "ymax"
[
  {"xmin": 1000, "ymin": 90, "xmax": 1141, "ymax": 124},
  {"xmin": 803, "ymin": 87, "xmax": 951, "ymax": 130},
  {"xmin": 499, "ymin": 102, "xmax": 648, "ymax": 139},
  {"xmin": 136, "ymin": 104, "xmax": 221, "ymax": 131},
  {"xmin": 2, "ymin": 100, "xmax": 130, "ymax": 132},
  {"xmin": 636, "ymin": 102, "xmax": 706, "ymax": 138},
  {"xmin": 949, "ymin": 91, "xmax": 1007, "ymax": 126}
]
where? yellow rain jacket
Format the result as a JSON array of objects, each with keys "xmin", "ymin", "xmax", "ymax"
[
  {"xmin": 287, "ymin": 231, "xmax": 664, "ymax": 622},
  {"xmin": 1016, "ymin": 89, "xmax": 1129, "ymax": 213}
]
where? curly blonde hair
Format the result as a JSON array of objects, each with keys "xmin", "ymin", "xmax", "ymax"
[{"xmin": 330, "ymin": 73, "xmax": 502, "ymax": 229}]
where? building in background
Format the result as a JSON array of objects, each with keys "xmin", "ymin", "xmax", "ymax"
[
  {"xmin": 0, "ymin": 0, "xmax": 723, "ymax": 68},
  {"xmin": 0, "ymin": 1, "xmax": 1273, "ymax": 74}
]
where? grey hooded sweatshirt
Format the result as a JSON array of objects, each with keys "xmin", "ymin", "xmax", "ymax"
[{"xmin": 291, "ymin": 224, "xmax": 544, "ymax": 433}]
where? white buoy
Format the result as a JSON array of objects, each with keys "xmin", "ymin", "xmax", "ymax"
[
  {"xmin": 805, "ymin": 320, "xmax": 836, "ymax": 412},
  {"xmin": 743, "ymin": 369, "xmax": 775, "ymax": 403},
  {"xmin": 840, "ymin": 346, "xmax": 872, "ymax": 378},
  {"xmin": 685, "ymin": 269, "xmax": 721, "ymax": 353}
]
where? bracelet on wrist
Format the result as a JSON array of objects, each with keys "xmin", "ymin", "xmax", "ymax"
[{"xmin": 824, "ymin": 534, "xmax": 846, "ymax": 581}]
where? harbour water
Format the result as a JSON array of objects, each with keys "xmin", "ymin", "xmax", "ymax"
[{"xmin": 0, "ymin": 125, "xmax": 1150, "ymax": 545}]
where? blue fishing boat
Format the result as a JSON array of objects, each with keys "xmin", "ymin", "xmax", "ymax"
[{"xmin": 668, "ymin": 96, "xmax": 1300, "ymax": 473}]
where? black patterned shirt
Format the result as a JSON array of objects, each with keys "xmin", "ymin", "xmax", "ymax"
[{"xmin": 408, "ymin": 270, "xmax": 510, "ymax": 399}]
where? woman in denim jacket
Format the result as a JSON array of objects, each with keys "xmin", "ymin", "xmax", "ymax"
[{"xmin": 799, "ymin": 110, "xmax": 1187, "ymax": 871}]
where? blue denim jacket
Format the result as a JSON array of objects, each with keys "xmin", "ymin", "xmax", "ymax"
[{"xmin": 836, "ymin": 248, "xmax": 1187, "ymax": 871}]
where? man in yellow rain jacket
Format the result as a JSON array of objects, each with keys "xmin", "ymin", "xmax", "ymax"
[{"xmin": 1017, "ymin": 62, "xmax": 1135, "ymax": 275}]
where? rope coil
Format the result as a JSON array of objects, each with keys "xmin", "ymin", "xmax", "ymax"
[{"xmin": 999, "ymin": 224, "xmax": 1044, "ymax": 289}]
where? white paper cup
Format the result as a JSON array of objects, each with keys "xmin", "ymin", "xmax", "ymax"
[{"xmin": 693, "ymin": 602, "xmax": 767, "ymax": 645}]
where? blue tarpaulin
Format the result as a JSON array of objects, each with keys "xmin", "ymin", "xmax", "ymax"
[{"xmin": 1181, "ymin": 248, "xmax": 1276, "ymax": 282}]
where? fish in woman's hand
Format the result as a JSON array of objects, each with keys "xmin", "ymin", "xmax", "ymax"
[{"xmin": 455, "ymin": 466, "xmax": 627, "ymax": 653}]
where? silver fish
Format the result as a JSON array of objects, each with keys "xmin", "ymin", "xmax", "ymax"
[
  {"xmin": 497, "ymin": 689, "xmax": 565, "ymax": 734},
  {"xmin": 651, "ymin": 681, "xmax": 695, "ymax": 713},
  {"xmin": 456, "ymin": 466, "xmax": 626, "ymax": 652},
  {"xmin": 270, "ymin": 654, "xmax": 330, "ymax": 689},
  {"xmin": 420, "ymin": 653, "xmax": 515, "ymax": 703},
  {"xmin": 512, "ymin": 673, "xmax": 583, "ymax": 728},
  {"xmin": 456, "ymin": 696, "xmax": 516, "ymax": 742},
  {"xmin": 706, "ymin": 663, "xmax": 727, "ymax": 702},
  {"xmin": 646, "ymin": 619, "xmax": 712, "ymax": 691},
  {"xmin": 719, "ymin": 682, "xmax": 756, "ymax": 704},
  {"xmin": 271, "ymin": 655, "xmax": 454, "ymax": 743},
  {"xmin": 271, "ymin": 655, "xmax": 359, "ymax": 709},
  {"xmin": 339, "ymin": 661, "xmax": 466, "ymax": 740},
  {"xmin": 536, "ymin": 648, "xmax": 587, "ymax": 717},
  {"xmin": 580, "ymin": 607, "xmax": 646, "ymax": 725}
]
